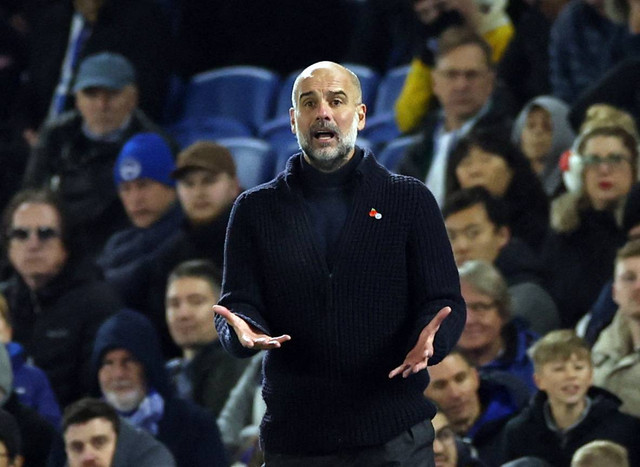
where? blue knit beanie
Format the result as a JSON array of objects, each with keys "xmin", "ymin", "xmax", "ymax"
[{"xmin": 113, "ymin": 133, "xmax": 176, "ymax": 187}]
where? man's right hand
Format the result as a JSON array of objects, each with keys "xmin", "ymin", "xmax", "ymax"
[{"xmin": 213, "ymin": 305, "xmax": 291, "ymax": 350}]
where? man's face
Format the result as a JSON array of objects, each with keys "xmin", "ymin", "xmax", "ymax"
[
  {"xmin": 520, "ymin": 107, "xmax": 553, "ymax": 175},
  {"xmin": 118, "ymin": 178, "xmax": 176, "ymax": 228},
  {"xmin": 444, "ymin": 203, "xmax": 509, "ymax": 266},
  {"xmin": 613, "ymin": 255, "xmax": 640, "ymax": 320},
  {"xmin": 457, "ymin": 280, "xmax": 504, "ymax": 357},
  {"xmin": 433, "ymin": 44, "xmax": 494, "ymax": 127},
  {"xmin": 166, "ymin": 277, "xmax": 219, "ymax": 350},
  {"xmin": 290, "ymin": 63, "xmax": 366, "ymax": 172},
  {"xmin": 65, "ymin": 417, "xmax": 117, "ymax": 467},
  {"xmin": 176, "ymin": 170, "xmax": 239, "ymax": 225},
  {"xmin": 432, "ymin": 412, "xmax": 458, "ymax": 467},
  {"xmin": 7, "ymin": 202, "xmax": 68, "ymax": 290},
  {"xmin": 425, "ymin": 353, "xmax": 481, "ymax": 434},
  {"xmin": 455, "ymin": 146, "xmax": 514, "ymax": 197},
  {"xmin": 534, "ymin": 353, "xmax": 592, "ymax": 409},
  {"xmin": 582, "ymin": 135, "xmax": 634, "ymax": 211},
  {"xmin": 98, "ymin": 349, "xmax": 147, "ymax": 412},
  {"xmin": 75, "ymin": 85, "xmax": 137, "ymax": 136}
]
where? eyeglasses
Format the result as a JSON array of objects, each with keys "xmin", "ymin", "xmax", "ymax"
[
  {"xmin": 582, "ymin": 154, "xmax": 631, "ymax": 168},
  {"xmin": 8, "ymin": 226, "xmax": 61, "ymax": 242},
  {"xmin": 435, "ymin": 68, "xmax": 490, "ymax": 82},
  {"xmin": 466, "ymin": 301, "xmax": 497, "ymax": 313},
  {"xmin": 435, "ymin": 426, "xmax": 456, "ymax": 444}
]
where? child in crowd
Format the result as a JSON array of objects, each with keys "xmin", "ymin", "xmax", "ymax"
[{"xmin": 501, "ymin": 330, "xmax": 640, "ymax": 467}]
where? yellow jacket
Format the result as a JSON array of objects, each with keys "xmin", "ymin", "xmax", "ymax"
[{"xmin": 394, "ymin": 23, "xmax": 514, "ymax": 134}]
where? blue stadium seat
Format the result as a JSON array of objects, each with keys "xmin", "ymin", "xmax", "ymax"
[
  {"xmin": 274, "ymin": 70, "xmax": 300, "ymax": 119},
  {"xmin": 215, "ymin": 137, "xmax": 277, "ymax": 189},
  {"xmin": 259, "ymin": 116, "xmax": 296, "ymax": 147},
  {"xmin": 360, "ymin": 112, "xmax": 401, "ymax": 146},
  {"xmin": 373, "ymin": 65, "xmax": 410, "ymax": 115},
  {"xmin": 376, "ymin": 134, "xmax": 422, "ymax": 173},
  {"xmin": 180, "ymin": 66, "xmax": 280, "ymax": 133},
  {"xmin": 167, "ymin": 116, "xmax": 253, "ymax": 149},
  {"xmin": 341, "ymin": 63, "xmax": 380, "ymax": 110}
]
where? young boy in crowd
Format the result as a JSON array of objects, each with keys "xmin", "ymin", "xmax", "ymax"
[{"xmin": 500, "ymin": 330, "xmax": 640, "ymax": 467}]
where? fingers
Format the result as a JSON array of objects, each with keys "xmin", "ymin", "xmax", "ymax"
[{"xmin": 428, "ymin": 306, "xmax": 451, "ymax": 329}]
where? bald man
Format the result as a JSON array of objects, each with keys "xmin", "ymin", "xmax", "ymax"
[{"xmin": 214, "ymin": 61, "xmax": 466, "ymax": 466}]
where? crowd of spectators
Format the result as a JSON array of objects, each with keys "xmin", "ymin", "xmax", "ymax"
[{"xmin": 1, "ymin": 0, "xmax": 640, "ymax": 466}]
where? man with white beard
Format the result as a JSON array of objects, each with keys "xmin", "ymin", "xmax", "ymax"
[
  {"xmin": 90, "ymin": 309, "xmax": 228, "ymax": 466},
  {"xmin": 214, "ymin": 61, "xmax": 466, "ymax": 466}
]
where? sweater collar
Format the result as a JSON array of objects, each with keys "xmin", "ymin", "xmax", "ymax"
[{"xmin": 299, "ymin": 147, "xmax": 364, "ymax": 189}]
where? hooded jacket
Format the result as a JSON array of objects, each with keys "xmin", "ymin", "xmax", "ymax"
[
  {"xmin": 511, "ymin": 95, "xmax": 576, "ymax": 198},
  {"xmin": 91, "ymin": 309, "xmax": 228, "ymax": 467}
]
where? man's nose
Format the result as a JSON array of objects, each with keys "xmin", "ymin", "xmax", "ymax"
[{"xmin": 315, "ymin": 100, "xmax": 331, "ymax": 120}]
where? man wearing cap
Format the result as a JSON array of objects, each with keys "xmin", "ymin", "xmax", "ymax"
[
  {"xmin": 97, "ymin": 132, "xmax": 182, "ymax": 339},
  {"xmin": 114, "ymin": 141, "xmax": 241, "ymax": 357},
  {"xmin": 20, "ymin": 0, "xmax": 171, "ymax": 132},
  {"xmin": 22, "ymin": 52, "xmax": 172, "ymax": 259}
]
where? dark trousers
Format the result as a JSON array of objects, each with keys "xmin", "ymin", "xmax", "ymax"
[{"xmin": 262, "ymin": 419, "xmax": 435, "ymax": 467}]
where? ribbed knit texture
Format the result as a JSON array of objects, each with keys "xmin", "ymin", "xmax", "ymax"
[{"xmin": 216, "ymin": 149, "xmax": 466, "ymax": 455}]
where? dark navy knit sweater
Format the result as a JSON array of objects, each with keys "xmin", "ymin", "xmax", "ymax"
[{"xmin": 216, "ymin": 149, "xmax": 466, "ymax": 455}]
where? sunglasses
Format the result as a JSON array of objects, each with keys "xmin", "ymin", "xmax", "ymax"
[{"xmin": 8, "ymin": 226, "xmax": 61, "ymax": 242}]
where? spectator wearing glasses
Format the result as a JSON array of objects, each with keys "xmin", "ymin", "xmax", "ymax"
[
  {"xmin": 542, "ymin": 104, "xmax": 639, "ymax": 328},
  {"xmin": 457, "ymin": 260, "xmax": 538, "ymax": 393},
  {"xmin": 0, "ymin": 189, "xmax": 120, "ymax": 408},
  {"xmin": 397, "ymin": 27, "xmax": 513, "ymax": 207}
]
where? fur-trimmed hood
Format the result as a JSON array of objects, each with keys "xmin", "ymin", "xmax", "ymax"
[{"xmin": 550, "ymin": 191, "xmax": 625, "ymax": 234}]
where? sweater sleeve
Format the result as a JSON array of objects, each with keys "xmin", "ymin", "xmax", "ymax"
[
  {"xmin": 215, "ymin": 193, "xmax": 270, "ymax": 359},
  {"xmin": 405, "ymin": 183, "xmax": 466, "ymax": 364}
]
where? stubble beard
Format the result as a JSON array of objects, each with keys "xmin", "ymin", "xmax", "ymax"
[{"xmin": 296, "ymin": 113, "xmax": 360, "ymax": 172}]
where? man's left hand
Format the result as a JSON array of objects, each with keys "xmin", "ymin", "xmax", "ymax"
[{"xmin": 388, "ymin": 306, "xmax": 451, "ymax": 379}]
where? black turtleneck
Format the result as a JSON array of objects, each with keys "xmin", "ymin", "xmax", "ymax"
[{"xmin": 299, "ymin": 148, "xmax": 364, "ymax": 270}]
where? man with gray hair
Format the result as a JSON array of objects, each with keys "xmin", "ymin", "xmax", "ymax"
[
  {"xmin": 22, "ymin": 52, "xmax": 172, "ymax": 258},
  {"xmin": 214, "ymin": 61, "xmax": 466, "ymax": 466}
]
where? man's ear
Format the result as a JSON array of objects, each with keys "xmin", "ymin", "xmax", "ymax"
[
  {"xmin": 289, "ymin": 107, "xmax": 296, "ymax": 135},
  {"xmin": 13, "ymin": 454, "xmax": 25, "ymax": 467}
]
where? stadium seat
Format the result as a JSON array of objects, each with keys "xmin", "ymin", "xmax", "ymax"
[
  {"xmin": 373, "ymin": 65, "xmax": 410, "ymax": 115},
  {"xmin": 167, "ymin": 116, "xmax": 253, "ymax": 149},
  {"xmin": 341, "ymin": 63, "xmax": 380, "ymax": 110},
  {"xmin": 360, "ymin": 112, "xmax": 401, "ymax": 146},
  {"xmin": 180, "ymin": 66, "xmax": 280, "ymax": 133},
  {"xmin": 376, "ymin": 134, "xmax": 422, "ymax": 173},
  {"xmin": 215, "ymin": 137, "xmax": 278, "ymax": 189}
]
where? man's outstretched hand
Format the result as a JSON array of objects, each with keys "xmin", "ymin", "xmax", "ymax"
[
  {"xmin": 388, "ymin": 306, "xmax": 451, "ymax": 379},
  {"xmin": 213, "ymin": 305, "xmax": 291, "ymax": 350}
]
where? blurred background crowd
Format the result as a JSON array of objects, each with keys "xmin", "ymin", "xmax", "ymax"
[{"xmin": 1, "ymin": 0, "xmax": 640, "ymax": 466}]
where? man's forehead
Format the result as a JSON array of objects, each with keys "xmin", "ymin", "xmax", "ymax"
[
  {"xmin": 436, "ymin": 44, "xmax": 488, "ymax": 69},
  {"xmin": 294, "ymin": 63, "xmax": 357, "ymax": 99}
]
